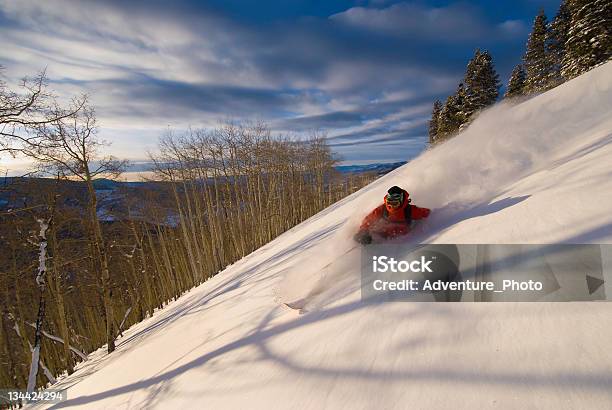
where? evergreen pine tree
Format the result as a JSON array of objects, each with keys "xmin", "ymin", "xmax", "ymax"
[
  {"xmin": 562, "ymin": 0, "xmax": 612, "ymax": 79},
  {"xmin": 463, "ymin": 49, "xmax": 500, "ymax": 116},
  {"xmin": 436, "ymin": 97, "xmax": 455, "ymax": 139},
  {"xmin": 524, "ymin": 10, "xmax": 552, "ymax": 92},
  {"xmin": 505, "ymin": 64, "xmax": 527, "ymax": 98},
  {"xmin": 437, "ymin": 84, "xmax": 467, "ymax": 138},
  {"xmin": 428, "ymin": 100, "xmax": 442, "ymax": 144},
  {"xmin": 463, "ymin": 49, "xmax": 482, "ymax": 117},
  {"xmin": 453, "ymin": 82, "xmax": 469, "ymax": 131},
  {"xmin": 547, "ymin": 0, "xmax": 572, "ymax": 86}
]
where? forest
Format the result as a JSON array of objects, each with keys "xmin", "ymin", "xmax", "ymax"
[{"xmin": 0, "ymin": 75, "xmax": 376, "ymax": 390}]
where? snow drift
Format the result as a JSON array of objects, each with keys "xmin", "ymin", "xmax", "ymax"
[{"xmin": 33, "ymin": 62, "xmax": 612, "ymax": 409}]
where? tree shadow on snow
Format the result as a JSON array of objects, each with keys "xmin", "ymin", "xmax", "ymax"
[
  {"xmin": 47, "ymin": 198, "xmax": 612, "ymax": 408},
  {"xmin": 49, "ymin": 296, "xmax": 612, "ymax": 408}
]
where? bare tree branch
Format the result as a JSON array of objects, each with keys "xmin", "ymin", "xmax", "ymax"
[{"xmin": 0, "ymin": 67, "xmax": 86, "ymax": 157}]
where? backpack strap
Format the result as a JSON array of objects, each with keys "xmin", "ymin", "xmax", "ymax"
[{"xmin": 404, "ymin": 204, "xmax": 412, "ymax": 224}]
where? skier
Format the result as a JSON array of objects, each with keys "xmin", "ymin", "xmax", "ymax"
[{"xmin": 354, "ymin": 186, "xmax": 431, "ymax": 245}]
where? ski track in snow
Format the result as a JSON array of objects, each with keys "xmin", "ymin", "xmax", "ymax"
[{"xmin": 30, "ymin": 62, "xmax": 612, "ymax": 409}]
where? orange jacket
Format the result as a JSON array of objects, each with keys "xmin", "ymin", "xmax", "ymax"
[{"xmin": 359, "ymin": 190, "xmax": 430, "ymax": 238}]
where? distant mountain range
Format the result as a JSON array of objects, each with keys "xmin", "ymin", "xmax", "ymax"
[
  {"xmin": 1, "ymin": 162, "xmax": 408, "ymax": 194},
  {"xmin": 91, "ymin": 161, "xmax": 408, "ymax": 188},
  {"xmin": 334, "ymin": 161, "xmax": 407, "ymax": 175}
]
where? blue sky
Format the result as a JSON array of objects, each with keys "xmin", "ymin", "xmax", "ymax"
[{"xmin": 0, "ymin": 0, "xmax": 562, "ymax": 168}]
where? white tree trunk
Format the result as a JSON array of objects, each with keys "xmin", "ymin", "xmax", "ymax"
[
  {"xmin": 26, "ymin": 345, "xmax": 40, "ymax": 392},
  {"xmin": 26, "ymin": 218, "xmax": 50, "ymax": 393}
]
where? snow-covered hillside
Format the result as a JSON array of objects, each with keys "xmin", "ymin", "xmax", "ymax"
[{"xmin": 36, "ymin": 62, "xmax": 612, "ymax": 409}]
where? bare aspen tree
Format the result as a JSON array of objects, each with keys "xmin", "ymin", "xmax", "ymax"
[
  {"xmin": 149, "ymin": 123, "xmax": 343, "ymax": 274},
  {"xmin": 26, "ymin": 210, "xmax": 53, "ymax": 392},
  {"xmin": 23, "ymin": 103, "xmax": 126, "ymax": 353},
  {"xmin": 0, "ymin": 67, "xmax": 84, "ymax": 156},
  {"xmin": 46, "ymin": 216, "xmax": 75, "ymax": 374},
  {"xmin": 0, "ymin": 117, "xmax": 376, "ymax": 389}
]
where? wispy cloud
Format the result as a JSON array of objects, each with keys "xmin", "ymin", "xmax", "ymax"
[{"xmin": 0, "ymin": 0, "xmax": 537, "ymax": 164}]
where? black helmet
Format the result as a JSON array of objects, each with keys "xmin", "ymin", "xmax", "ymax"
[
  {"xmin": 385, "ymin": 186, "xmax": 411, "ymax": 208},
  {"xmin": 387, "ymin": 186, "xmax": 404, "ymax": 196}
]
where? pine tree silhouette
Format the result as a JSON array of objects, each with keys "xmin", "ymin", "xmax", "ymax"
[
  {"xmin": 428, "ymin": 100, "xmax": 442, "ymax": 144},
  {"xmin": 524, "ymin": 9, "xmax": 552, "ymax": 93},
  {"xmin": 505, "ymin": 64, "xmax": 527, "ymax": 98},
  {"xmin": 464, "ymin": 49, "xmax": 500, "ymax": 117},
  {"xmin": 547, "ymin": 0, "xmax": 572, "ymax": 87},
  {"xmin": 562, "ymin": 0, "xmax": 612, "ymax": 79}
]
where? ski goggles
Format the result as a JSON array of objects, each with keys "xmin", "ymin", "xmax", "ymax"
[{"xmin": 385, "ymin": 193, "xmax": 403, "ymax": 208}]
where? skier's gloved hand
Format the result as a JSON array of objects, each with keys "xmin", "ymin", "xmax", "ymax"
[{"xmin": 354, "ymin": 230, "xmax": 372, "ymax": 245}]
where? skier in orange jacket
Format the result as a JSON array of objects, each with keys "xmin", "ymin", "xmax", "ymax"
[{"xmin": 354, "ymin": 186, "xmax": 430, "ymax": 244}]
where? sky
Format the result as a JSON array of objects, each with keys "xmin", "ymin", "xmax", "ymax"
[{"xmin": 0, "ymin": 0, "xmax": 563, "ymax": 172}]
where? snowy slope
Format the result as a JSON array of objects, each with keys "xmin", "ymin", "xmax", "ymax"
[{"xmin": 36, "ymin": 62, "xmax": 612, "ymax": 409}]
